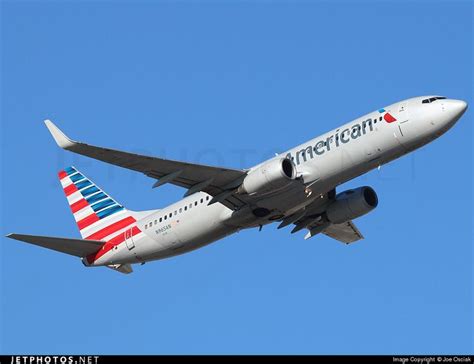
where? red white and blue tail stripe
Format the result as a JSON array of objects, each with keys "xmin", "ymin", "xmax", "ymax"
[{"xmin": 58, "ymin": 166, "xmax": 145, "ymax": 265}]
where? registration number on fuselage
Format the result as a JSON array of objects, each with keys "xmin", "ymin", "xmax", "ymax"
[{"xmin": 155, "ymin": 224, "xmax": 172, "ymax": 235}]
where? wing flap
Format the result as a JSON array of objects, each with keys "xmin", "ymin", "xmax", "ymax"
[
  {"xmin": 322, "ymin": 221, "xmax": 364, "ymax": 244},
  {"xmin": 6, "ymin": 233, "xmax": 104, "ymax": 257}
]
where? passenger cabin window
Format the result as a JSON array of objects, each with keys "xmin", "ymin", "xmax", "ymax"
[
  {"xmin": 200, "ymin": 198, "xmax": 203, "ymax": 203},
  {"xmin": 185, "ymin": 206, "xmax": 188, "ymax": 211},
  {"xmin": 195, "ymin": 201, "xmax": 198, "ymax": 206},
  {"xmin": 159, "ymin": 217, "xmax": 162, "ymax": 222}
]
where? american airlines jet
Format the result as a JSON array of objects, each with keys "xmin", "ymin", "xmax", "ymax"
[{"xmin": 7, "ymin": 96, "xmax": 468, "ymax": 274}]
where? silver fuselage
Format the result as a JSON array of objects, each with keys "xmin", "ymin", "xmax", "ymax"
[{"xmin": 92, "ymin": 96, "xmax": 467, "ymax": 266}]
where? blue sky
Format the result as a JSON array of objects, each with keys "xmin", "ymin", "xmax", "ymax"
[{"xmin": 1, "ymin": 0, "xmax": 472, "ymax": 354}]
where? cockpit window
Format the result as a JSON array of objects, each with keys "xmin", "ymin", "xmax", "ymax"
[{"xmin": 422, "ymin": 96, "xmax": 447, "ymax": 104}]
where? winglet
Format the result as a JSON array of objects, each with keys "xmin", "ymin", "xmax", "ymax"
[{"xmin": 44, "ymin": 119, "xmax": 75, "ymax": 149}]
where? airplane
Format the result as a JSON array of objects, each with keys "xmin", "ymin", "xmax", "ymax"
[{"xmin": 7, "ymin": 95, "xmax": 468, "ymax": 274}]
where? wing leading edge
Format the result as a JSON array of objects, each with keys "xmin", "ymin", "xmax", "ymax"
[{"xmin": 44, "ymin": 120, "xmax": 248, "ymax": 210}]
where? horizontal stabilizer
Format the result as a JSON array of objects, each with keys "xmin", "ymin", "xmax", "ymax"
[{"xmin": 6, "ymin": 233, "xmax": 104, "ymax": 257}]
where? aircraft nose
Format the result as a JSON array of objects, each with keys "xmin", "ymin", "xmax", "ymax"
[
  {"xmin": 438, "ymin": 99, "xmax": 468, "ymax": 129},
  {"xmin": 445, "ymin": 99, "xmax": 468, "ymax": 119}
]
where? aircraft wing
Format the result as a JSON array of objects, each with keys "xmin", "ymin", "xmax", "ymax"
[
  {"xmin": 44, "ymin": 120, "xmax": 248, "ymax": 210},
  {"xmin": 322, "ymin": 220, "xmax": 364, "ymax": 244},
  {"xmin": 6, "ymin": 233, "xmax": 104, "ymax": 257},
  {"xmin": 281, "ymin": 191, "xmax": 365, "ymax": 244}
]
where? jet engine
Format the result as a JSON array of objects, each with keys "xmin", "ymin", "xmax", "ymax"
[
  {"xmin": 238, "ymin": 158, "xmax": 297, "ymax": 195},
  {"xmin": 325, "ymin": 186, "xmax": 378, "ymax": 224}
]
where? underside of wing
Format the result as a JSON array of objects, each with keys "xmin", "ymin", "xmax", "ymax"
[
  {"xmin": 44, "ymin": 120, "xmax": 248, "ymax": 209},
  {"xmin": 322, "ymin": 220, "xmax": 364, "ymax": 244},
  {"xmin": 280, "ymin": 189, "xmax": 365, "ymax": 244},
  {"xmin": 6, "ymin": 233, "xmax": 104, "ymax": 257}
]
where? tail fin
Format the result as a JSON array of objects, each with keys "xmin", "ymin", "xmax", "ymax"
[{"xmin": 58, "ymin": 166, "xmax": 136, "ymax": 240}]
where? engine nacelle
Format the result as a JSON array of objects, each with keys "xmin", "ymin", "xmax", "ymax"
[
  {"xmin": 325, "ymin": 186, "xmax": 378, "ymax": 224},
  {"xmin": 239, "ymin": 158, "xmax": 296, "ymax": 195}
]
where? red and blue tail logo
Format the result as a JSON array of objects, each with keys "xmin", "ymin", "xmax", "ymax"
[
  {"xmin": 58, "ymin": 166, "xmax": 146, "ymax": 265},
  {"xmin": 58, "ymin": 166, "xmax": 137, "ymax": 240}
]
